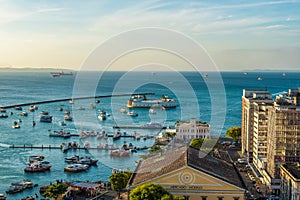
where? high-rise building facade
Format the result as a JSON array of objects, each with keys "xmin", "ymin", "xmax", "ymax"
[
  {"xmin": 266, "ymin": 89, "xmax": 300, "ymax": 179},
  {"xmin": 241, "ymin": 89, "xmax": 273, "ymax": 163}
]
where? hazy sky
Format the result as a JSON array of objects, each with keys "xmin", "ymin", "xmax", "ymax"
[{"xmin": 0, "ymin": 0, "xmax": 300, "ymax": 71}]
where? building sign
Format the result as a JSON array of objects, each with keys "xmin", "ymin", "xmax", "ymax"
[{"xmin": 168, "ymin": 185, "xmax": 203, "ymax": 190}]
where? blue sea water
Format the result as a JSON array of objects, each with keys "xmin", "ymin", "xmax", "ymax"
[{"xmin": 0, "ymin": 70, "xmax": 299, "ymax": 199}]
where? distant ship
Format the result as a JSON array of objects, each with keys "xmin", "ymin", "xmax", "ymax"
[
  {"xmin": 257, "ymin": 77, "xmax": 263, "ymax": 81},
  {"xmin": 50, "ymin": 71, "xmax": 73, "ymax": 77}
]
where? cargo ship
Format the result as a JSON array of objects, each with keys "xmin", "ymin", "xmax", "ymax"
[{"xmin": 50, "ymin": 71, "xmax": 73, "ymax": 77}]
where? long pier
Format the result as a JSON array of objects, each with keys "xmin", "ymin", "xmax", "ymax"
[
  {"xmin": 9, "ymin": 144, "xmax": 150, "ymax": 151},
  {"xmin": 0, "ymin": 92, "xmax": 154, "ymax": 109}
]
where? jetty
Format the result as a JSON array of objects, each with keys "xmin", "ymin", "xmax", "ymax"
[
  {"xmin": 9, "ymin": 144, "xmax": 150, "ymax": 151},
  {"xmin": 113, "ymin": 125, "xmax": 166, "ymax": 129},
  {"xmin": 0, "ymin": 92, "xmax": 154, "ymax": 109}
]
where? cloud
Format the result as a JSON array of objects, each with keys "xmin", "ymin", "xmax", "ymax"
[
  {"xmin": 265, "ymin": 24, "xmax": 287, "ymax": 29},
  {"xmin": 37, "ymin": 8, "xmax": 65, "ymax": 13}
]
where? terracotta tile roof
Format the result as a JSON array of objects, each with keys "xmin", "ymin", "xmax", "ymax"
[
  {"xmin": 129, "ymin": 146, "xmax": 245, "ymax": 190},
  {"xmin": 129, "ymin": 146, "xmax": 187, "ymax": 186}
]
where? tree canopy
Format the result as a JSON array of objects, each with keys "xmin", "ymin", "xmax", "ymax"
[
  {"xmin": 225, "ymin": 126, "xmax": 241, "ymax": 141},
  {"xmin": 130, "ymin": 183, "xmax": 175, "ymax": 200},
  {"xmin": 110, "ymin": 172, "xmax": 131, "ymax": 198},
  {"xmin": 42, "ymin": 183, "xmax": 68, "ymax": 200}
]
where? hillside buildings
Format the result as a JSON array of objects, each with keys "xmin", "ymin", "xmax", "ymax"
[
  {"xmin": 242, "ymin": 88, "xmax": 300, "ymax": 195},
  {"xmin": 175, "ymin": 118, "xmax": 210, "ymax": 142}
]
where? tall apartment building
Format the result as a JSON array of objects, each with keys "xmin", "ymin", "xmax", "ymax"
[
  {"xmin": 241, "ymin": 89, "xmax": 273, "ymax": 163},
  {"xmin": 252, "ymin": 102, "xmax": 273, "ymax": 173},
  {"xmin": 266, "ymin": 89, "xmax": 300, "ymax": 180}
]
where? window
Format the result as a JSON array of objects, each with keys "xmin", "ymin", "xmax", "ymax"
[
  {"xmin": 218, "ymin": 197, "xmax": 224, "ymax": 200},
  {"xmin": 233, "ymin": 198, "xmax": 240, "ymax": 200},
  {"xmin": 201, "ymin": 196, "xmax": 207, "ymax": 200}
]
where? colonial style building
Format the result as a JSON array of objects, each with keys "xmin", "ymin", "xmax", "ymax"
[
  {"xmin": 128, "ymin": 146, "xmax": 246, "ymax": 200},
  {"xmin": 280, "ymin": 164, "xmax": 300, "ymax": 200},
  {"xmin": 175, "ymin": 118, "xmax": 210, "ymax": 142}
]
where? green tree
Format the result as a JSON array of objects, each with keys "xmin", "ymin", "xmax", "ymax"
[
  {"xmin": 130, "ymin": 183, "xmax": 171, "ymax": 200},
  {"xmin": 226, "ymin": 126, "xmax": 241, "ymax": 141},
  {"xmin": 163, "ymin": 131, "xmax": 176, "ymax": 139},
  {"xmin": 110, "ymin": 172, "xmax": 131, "ymax": 199},
  {"xmin": 189, "ymin": 138, "xmax": 204, "ymax": 149},
  {"xmin": 42, "ymin": 183, "xmax": 68, "ymax": 200},
  {"xmin": 189, "ymin": 138, "xmax": 220, "ymax": 151},
  {"xmin": 149, "ymin": 145, "xmax": 161, "ymax": 153}
]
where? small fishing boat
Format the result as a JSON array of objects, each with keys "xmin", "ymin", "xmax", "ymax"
[
  {"xmin": 60, "ymin": 121, "xmax": 66, "ymax": 126},
  {"xmin": 0, "ymin": 108, "xmax": 6, "ymax": 113},
  {"xmin": 12, "ymin": 123, "xmax": 20, "ymax": 129},
  {"xmin": 110, "ymin": 149, "xmax": 131, "ymax": 157},
  {"xmin": 120, "ymin": 108, "xmax": 127, "ymax": 113},
  {"xmin": 113, "ymin": 130, "xmax": 121, "ymax": 140},
  {"xmin": 0, "ymin": 193, "xmax": 6, "ymax": 200},
  {"xmin": 0, "ymin": 114, "xmax": 8, "ymax": 118},
  {"xmin": 40, "ymin": 115, "xmax": 52, "ymax": 122},
  {"xmin": 19, "ymin": 111, "xmax": 28, "ymax": 116},
  {"xmin": 29, "ymin": 155, "xmax": 45, "ymax": 163},
  {"xmin": 127, "ymin": 111, "xmax": 138, "ymax": 117},
  {"xmin": 24, "ymin": 162, "xmax": 51, "ymax": 172},
  {"xmin": 40, "ymin": 111, "xmax": 49, "ymax": 115},
  {"xmin": 15, "ymin": 106, "xmax": 22, "ymax": 111},
  {"xmin": 64, "ymin": 114, "xmax": 73, "ymax": 121},
  {"xmin": 78, "ymin": 107, "xmax": 85, "ymax": 110},
  {"xmin": 61, "ymin": 142, "xmax": 71, "ymax": 153},
  {"xmin": 64, "ymin": 164, "xmax": 89, "ymax": 173}
]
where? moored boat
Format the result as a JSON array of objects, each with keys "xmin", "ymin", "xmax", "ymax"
[
  {"xmin": 40, "ymin": 115, "xmax": 52, "ymax": 122},
  {"xmin": 0, "ymin": 114, "xmax": 8, "ymax": 118},
  {"xmin": 127, "ymin": 111, "xmax": 138, "ymax": 117},
  {"xmin": 64, "ymin": 114, "xmax": 73, "ymax": 121},
  {"xmin": 64, "ymin": 164, "xmax": 89, "ymax": 173},
  {"xmin": 24, "ymin": 162, "xmax": 51, "ymax": 172},
  {"xmin": 110, "ymin": 149, "xmax": 131, "ymax": 157},
  {"xmin": 0, "ymin": 193, "xmax": 6, "ymax": 200},
  {"xmin": 113, "ymin": 130, "xmax": 121, "ymax": 140}
]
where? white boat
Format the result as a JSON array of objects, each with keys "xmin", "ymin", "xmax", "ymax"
[
  {"xmin": 258, "ymin": 77, "xmax": 263, "ymax": 81},
  {"xmin": 0, "ymin": 108, "xmax": 6, "ymax": 113},
  {"xmin": 12, "ymin": 124, "xmax": 20, "ymax": 129},
  {"xmin": 19, "ymin": 111, "xmax": 28, "ymax": 116},
  {"xmin": 64, "ymin": 164, "xmax": 89, "ymax": 173},
  {"xmin": 110, "ymin": 149, "xmax": 131, "ymax": 157},
  {"xmin": 149, "ymin": 108, "xmax": 156, "ymax": 114},
  {"xmin": 64, "ymin": 114, "xmax": 73, "ymax": 121},
  {"xmin": 113, "ymin": 130, "xmax": 121, "ymax": 140},
  {"xmin": 98, "ymin": 110, "xmax": 107, "ymax": 120},
  {"xmin": 98, "ymin": 114, "xmax": 106, "ymax": 121},
  {"xmin": 127, "ymin": 95, "xmax": 176, "ymax": 109},
  {"xmin": 120, "ymin": 108, "xmax": 127, "ymax": 113},
  {"xmin": 127, "ymin": 111, "xmax": 138, "ymax": 117}
]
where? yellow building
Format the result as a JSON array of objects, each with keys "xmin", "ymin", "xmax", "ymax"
[
  {"xmin": 128, "ymin": 146, "xmax": 246, "ymax": 200},
  {"xmin": 280, "ymin": 164, "xmax": 300, "ymax": 200}
]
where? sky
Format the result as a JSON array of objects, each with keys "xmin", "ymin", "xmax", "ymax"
[{"xmin": 0, "ymin": 0, "xmax": 300, "ymax": 71}]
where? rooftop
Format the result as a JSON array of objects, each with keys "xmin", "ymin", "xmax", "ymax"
[
  {"xmin": 281, "ymin": 164, "xmax": 300, "ymax": 180},
  {"xmin": 129, "ymin": 146, "xmax": 245, "ymax": 189}
]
